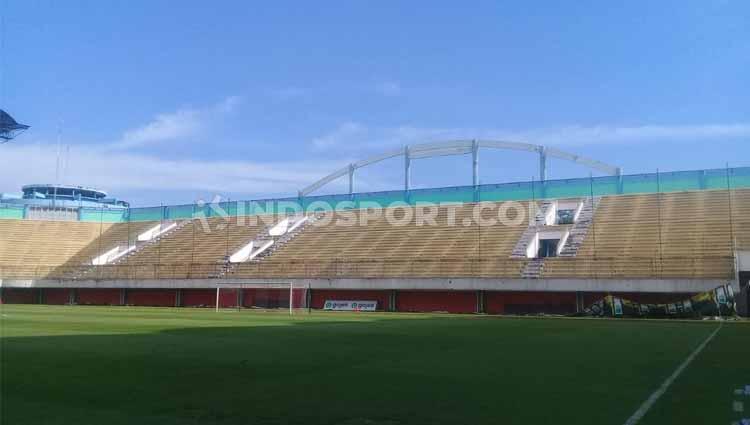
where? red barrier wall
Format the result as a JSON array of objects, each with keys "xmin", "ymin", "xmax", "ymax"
[
  {"xmin": 485, "ymin": 291, "xmax": 576, "ymax": 315},
  {"xmin": 242, "ymin": 288, "xmax": 303, "ymax": 308},
  {"xmin": 311, "ymin": 289, "xmax": 390, "ymax": 311},
  {"xmin": 1, "ymin": 288, "xmax": 37, "ymax": 304},
  {"xmin": 396, "ymin": 290, "xmax": 476, "ymax": 313},
  {"xmin": 181, "ymin": 289, "xmax": 215, "ymax": 307},
  {"xmin": 219, "ymin": 289, "xmax": 239, "ymax": 308},
  {"xmin": 126, "ymin": 289, "xmax": 176, "ymax": 307},
  {"xmin": 77, "ymin": 289, "xmax": 121, "ymax": 305},
  {"xmin": 44, "ymin": 288, "xmax": 71, "ymax": 305}
]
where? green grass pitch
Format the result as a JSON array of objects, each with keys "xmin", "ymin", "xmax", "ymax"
[{"xmin": 1, "ymin": 305, "xmax": 748, "ymax": 425}]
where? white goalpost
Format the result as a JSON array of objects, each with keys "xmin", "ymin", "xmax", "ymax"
[
  {"xmin": 289, "ymin": 282, "xmax": 293, "ymax": 316},
  {"xmin": 214, "ymin": 283, "xmax": 309, "ymax": 313},
  {"xmin": 286, "ymin": 282, "xmax": 310, "ymax": 315},
  {"xmin": 215, "ymin": 286, "xmax": 220, "ymax": 313}
]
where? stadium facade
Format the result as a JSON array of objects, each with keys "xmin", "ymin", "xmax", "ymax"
[
  {"xmin": 0, "ymin": 163, "xmax": 748, "ymax": 316},
  {"xmin": 0, "ymin": 184, "xmax": 128, "ymax": 221}
]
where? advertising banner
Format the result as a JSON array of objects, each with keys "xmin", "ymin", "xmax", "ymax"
[
  {"xmin": 324, "ymin": 300, "xmax": 378, "ymax": 311},
  {"xmin": 584, "ymin": 284, "xmax": 737, "ymax": 318}
]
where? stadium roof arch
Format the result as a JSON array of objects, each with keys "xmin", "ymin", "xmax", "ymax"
[{"xmin": 299, "ymin": 140, "xmax": 622, "ymax": 197}]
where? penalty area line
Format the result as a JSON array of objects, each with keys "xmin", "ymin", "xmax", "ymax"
[{"xmin": 623, "ymin": 323, "xmax": 722, "ymax": 425}]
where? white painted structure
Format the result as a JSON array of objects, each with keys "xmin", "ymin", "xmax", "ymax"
[
  {"xmin": 524, "ymin": 229, "xmax": 571, "ymax": 259},
  {"xmin": 736, "ymin": 251, "xmax": 750, "ymax": 271},
  {"xmin": 90, "ymin": 221, "xmax": 179, "ymax": 266},
  {"xmin": 91, "ymin": 245, "xmax": 136, "ymax": 266},
  {"xmin": 137, "ymin": 222, "xmax": 177, "ymax": 242},
  {"xmin": 229, "ymin": 215, "xmax": 309, "ymax": 264},
  {"xmin": 229, "ymin": 240, "xmax": 274, "ymax": 263},
  {"xmin": 299, "ymin": 140, "xmax": 622, "ymax": 196}
]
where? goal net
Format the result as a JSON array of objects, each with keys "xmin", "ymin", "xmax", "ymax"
[{"xmin": 215, "ymin": 283, "xmax": 309, "ymax": 312}]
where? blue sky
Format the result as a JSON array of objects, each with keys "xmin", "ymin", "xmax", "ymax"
[{"xmin": 1, "ymin": 0, "xmax": 748, "ymax": 206}]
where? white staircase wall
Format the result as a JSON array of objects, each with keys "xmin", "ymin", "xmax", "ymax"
[
  {"xmin": 269, "ymin": 218, "xmax": 290, "ymax": 236},
  {"xmin": 137, "ymin": 222, "xmax": 177, "ymax": 242},
  {"xmin": 91, "ymin": 244, "xmax": 136, "ymax": 266},
  {"xmin": 229, "ymin": 241, "xmax": 255, "ymax": 263},
  {"xmin": 544, "ymin": 203, "xmax": 557, "ymax": 226},
  {"xmin": 286, "ymin": 216, "xmax": 308, "ymax": 233},
  {"xmin": 247, "ymin": 240, "xmax": 274, "ymax": 261}
]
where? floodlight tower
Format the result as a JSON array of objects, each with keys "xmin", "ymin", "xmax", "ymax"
[{"xmin": 0, "ymin": 109, "xmax": 29, "ymax": 143}]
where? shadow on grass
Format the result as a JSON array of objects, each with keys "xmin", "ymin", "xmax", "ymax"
[{"xmin": 0, "ymin": 310, "xmax": 733, "ymax": 425}]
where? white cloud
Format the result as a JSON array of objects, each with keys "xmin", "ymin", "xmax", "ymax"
[
  {"xmin": 501, "ymin": 124, "xmax": 750, "ymax": 146},
  {"xmin": 310, "ymin": 122, "xmax": 750, "ymax": 152},
  {"xmin": 112, "ymin": 96, "xmax": 242, "ymax": 150},
  {"xmin": 0, "ymin": 141, "xmax": 346, "ymax": 200},
  {"xmin": 311, "ymin": 122, "xmax": 369, "ymax": 151}
]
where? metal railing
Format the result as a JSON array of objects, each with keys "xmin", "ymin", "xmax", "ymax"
[
  {"xmin": 0, "ymin": 256, "xmax": 734, "ymax": 281},
  {"xmin": 2, "ymin": 165, "xmax": 748, "ymax": 223}
]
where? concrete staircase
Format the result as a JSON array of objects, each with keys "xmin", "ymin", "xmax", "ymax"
[
  {"xmin": 216, "ymin": 213, "xmax": 323, "ymax": 278},
  {"xmin": 521, "ymin": 258, "xmax": 545, "ymax": 278},
  {"xmin": 69, "ymin": 220, "xmax": 190, "ymax": 280},
  {"xmin": 511, "ymin": 200, "xmax": 553, "ymax": 259},
  {"xmin": 511, "ymin": 197, "xmax": 601, "ymax": 278},
  {"xmin": 251, "ymin": 213, "xmax": 322, "ymax": 261},
  {"xmin": 558, "ymin": 197, "xmax": 600, "ymax": 257},
  {"xmin": 112, "ymin": 220, "xmax": 190, "ymax": 264}
]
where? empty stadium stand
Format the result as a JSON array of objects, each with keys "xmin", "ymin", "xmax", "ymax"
[
  {"xmin": 99, "ymin": 215, "xmax": 279, "ymax": 279},
  {"xmin": 230, "ymin": 203, "xmax": 529, "ymax": 278},
  {"xmin": 0, "ymin": 219, "xmax": 118, "ymax": 279},
  {"xmin": 542, "ymin": 190, "xmax": 738, "ymax": 279},
  {"xmin": 2, "ymin": 187, "xmax": 748, "ymax": 315}
]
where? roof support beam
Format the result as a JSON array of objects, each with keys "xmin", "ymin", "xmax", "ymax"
[
  {"xmin": 404, "ymin": 146, "xmax": 411, "ymax": 192},
  {"xmin": 472, "ymin": 139, "xmax": 479, "ymax": 187},
  {"xmin": 348, "ymin": 164, "xmax": 355, "ymax": 195},
  {"xmin": 298, "ymin": 140, "xmax": 621, "ymax": 197}
]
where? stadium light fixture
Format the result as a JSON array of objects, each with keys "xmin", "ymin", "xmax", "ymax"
[{"xmin": 0, "ymin": 109, "xmax": 29, "ymax": 143}]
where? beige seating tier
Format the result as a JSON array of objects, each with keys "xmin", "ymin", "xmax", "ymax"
[
  {"xmin": 232, "ymin": 202, "xmax": 529, "ymax": 279},
  {"xmin": 0, "ymin": 219, "xmax": 119, "ymax": 278},
  {"xmin": 104, "ymin": 215, "xmax": 277, "ymax": 279},
  {"xmin": 543, "ymin": 189, "xmax": 742, "ymax": 280}
]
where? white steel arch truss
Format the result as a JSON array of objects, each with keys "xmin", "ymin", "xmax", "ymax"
[{"xmin": 299, "ymin": 140, "xmax": 621, "ymax": 197}]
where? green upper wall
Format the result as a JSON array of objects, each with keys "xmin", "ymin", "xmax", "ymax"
[{"xmin": 2, "ymin": 166, "xmax": 748, "ymax": 223}]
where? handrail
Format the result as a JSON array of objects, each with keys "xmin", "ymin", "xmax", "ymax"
[{"xmin": 0, "ymin": 256, "xmax": 735, "ymax": 281}]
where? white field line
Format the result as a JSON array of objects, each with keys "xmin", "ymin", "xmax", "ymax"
[{"xmin": 623, "ymin": 323, "xmax": 723, "ymax": 425}]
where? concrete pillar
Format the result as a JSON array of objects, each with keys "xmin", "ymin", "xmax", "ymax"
[{"xmin": 120, "ymin": 289, "xmax": 127, "ymax": 306}]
